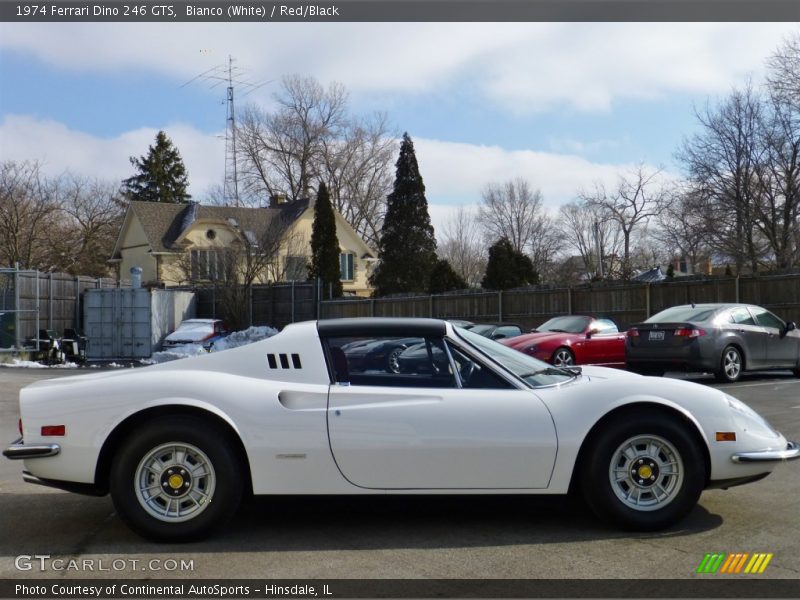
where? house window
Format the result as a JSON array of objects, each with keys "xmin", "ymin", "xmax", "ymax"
[
  {"xmin": 191, "ymin": 250, "xmax": 226, "ymax": 281},
  {"xmin": 285, "ymin": 256, "xmax": 308, "ymax": 281},
  {"xmin": 340, "ymin": 253, "xmax": 354, "ymax": 281}
]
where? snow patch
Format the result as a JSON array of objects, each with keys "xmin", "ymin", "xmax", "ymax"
[
  {"xmin": 1, "ymin": 359, "xmax": 78, "ymax": 369},
  {"xmin": 143, "ymin": 326, "xmax": 279, "ymax": 364}
]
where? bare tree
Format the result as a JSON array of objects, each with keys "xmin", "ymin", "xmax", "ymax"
[
  {"xmin": 438, "ymin": 206, "xmax": 486, "ymax": 286},
  {"xmin": 52, "ymin": 175, "xmax": 125, "ymax": 276},
  {"xmin": 556, "ymin": 200, "xmax": 624, "ymax": 281},
  {"xmin": 678, "ymin": 84, "xmax": 768, "ymax": 273},
  {"xmin": 579, "ymin": 165, "xmax": 666, "ymax": 280},
  {"xmin": 477, "ymin": 178, "xmax": 555, "ymax": 276},
  {"xmin": 652, "ymin": 185, "xmax": 709, "ymax": 275},
  {"xmin": 0, "ymin": 160, "xmax": 61, "ymax": 269},
  {"xmin": 321, "ymin": 113, "xmax": 395, "ymax": 247}
]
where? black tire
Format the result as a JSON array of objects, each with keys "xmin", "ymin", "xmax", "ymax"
[
  {"xmin": 715, "ymin": 345, "xmax": 743, "ymax": 383},
  {"xmin": 580, "ymin": 411, "xmax": 705, "ymax": 531},
  {"xmin": 110, "ymin": 415, "xmax": 244, "ymax": 542},
  {"xmin": 385, "ymin": 347, "xmax": 404, "ymax": 373},
  {"xmin": 551, "ymin": 347, "xmax": 575, "ymax": 368}
]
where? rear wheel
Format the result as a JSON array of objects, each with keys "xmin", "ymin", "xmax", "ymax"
[
  {"xmin": 110, "ymin": 416, "xmax": 244, "ymax": 542},
  {"xmin": 581, "ymin": 412, "xmax": 705, "ymax": 530},
  {"xmin": 715, "ymin": 346, "xmax": 743, "ymax": 383}
]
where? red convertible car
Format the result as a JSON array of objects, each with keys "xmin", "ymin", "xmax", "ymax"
[{"xmin": 501, "ymin": 315, "xmax": 626, "ymax": 368}]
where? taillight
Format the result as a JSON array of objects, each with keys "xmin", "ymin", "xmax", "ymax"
[
  {"xmin": 627, "ymin": 328, "xmax": 639, "ymax": 337},
  {"xmin": 674, "ymin": 328, "xmax": 706, "ymax": 338}
]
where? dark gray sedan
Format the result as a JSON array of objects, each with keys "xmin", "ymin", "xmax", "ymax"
[{"xmin": 626, "ymin": 303, "xmax": 800, "ymax": 382}]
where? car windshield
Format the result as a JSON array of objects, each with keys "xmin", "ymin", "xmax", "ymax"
[
  {"xmin": 536, "ymin": 316, "xmax": 590, "ymax": 333},
  {"xmin": 454, "ymin": 327, "xmax": 576, "ymax": 387},
  {"xmin": 646, "ymin": 306, "xmax": 719, "ymax": 323}
]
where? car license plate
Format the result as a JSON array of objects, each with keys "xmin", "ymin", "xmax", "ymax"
[{"xmin": 649, "ymin": 331, "xmax": 665, "ymax": 341}]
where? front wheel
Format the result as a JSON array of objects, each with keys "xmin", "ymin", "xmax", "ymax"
[
  {"xmin": 552, "ymin": 347, "xmax": 575, "ymax": 367},
  {"xmin": 110, "ymin": 416, "xmax": 244, "ymax": 542},
  {"xmin": 580, "ymin": 412, "xmax": 705, "ymax": 530}
]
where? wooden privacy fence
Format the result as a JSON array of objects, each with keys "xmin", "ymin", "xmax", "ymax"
[
  {"xmin": 0, "ymin": 265, "xmax": 123, "ymax": 350},
  {"xmin": 318, "ymin": 272, "xmax": 800, "ymax": 331}
]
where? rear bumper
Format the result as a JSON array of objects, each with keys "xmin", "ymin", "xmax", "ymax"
[
  {"xmin": 731, "ymin": 441, "xmax": 800, "ymax": 463},
  {"xmin": 3, "ymin": 438, "xmax": 60, "ymax": 460}
]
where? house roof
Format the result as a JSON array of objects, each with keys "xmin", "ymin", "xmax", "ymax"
[
  {"xmin": 632, "ymin": 266, "xmax": 666, "ymax": 283},
  {"xmin": 112, "ymin": 199, "xmax": 310, "ymax": 257}
]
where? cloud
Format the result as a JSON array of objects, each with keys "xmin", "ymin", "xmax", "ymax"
[
  {"xmin": 0, "ymin": 115, "xmax": 224, "ymax": 195},
  {"xmin": 1, "ymin": 23, "xmax": 795, "ymax": 113},
  {"xmin": 1, "ymin": 117, "xmax": 656, "ymax": 230}
]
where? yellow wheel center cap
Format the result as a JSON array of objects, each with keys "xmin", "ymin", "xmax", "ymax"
[
  {"xmin": 638, "ymin": 465, "xmax": 653, "ymax": 479},
  {"xmin": 168, "ymin": 474, "xmax": 184, "ymax": 490}
]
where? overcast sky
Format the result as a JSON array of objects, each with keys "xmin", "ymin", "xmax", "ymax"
[{"xmin": 0, "ymin": 22, "xmax": 797, "ymax": 231}]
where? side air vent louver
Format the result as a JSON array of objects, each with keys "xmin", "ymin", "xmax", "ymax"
[{"xmin": 266, "ymin": 353, "xmax": 302, "ymax": 369}]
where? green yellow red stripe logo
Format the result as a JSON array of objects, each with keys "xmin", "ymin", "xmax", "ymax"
[{"xmin": 696, "ymin": 553, "xmax": 773, "ymax": 574}]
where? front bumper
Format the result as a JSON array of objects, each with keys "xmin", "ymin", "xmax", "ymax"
[
  {"xmin": 732, "ymin": 441, "xmax": 800, "ymax": 463},
  {"xmin": 3, "ymin": 437, "xmax": 61, "ymax": 460}
]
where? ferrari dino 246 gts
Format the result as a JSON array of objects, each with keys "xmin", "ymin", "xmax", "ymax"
[{"xmin": 5, "ymin": 318, "xmax": 799, "ymax": 542}]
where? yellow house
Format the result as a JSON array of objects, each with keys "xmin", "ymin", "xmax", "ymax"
[{"xmin": 109, "ymin": 199, "xmax": 376, "ymax": 296}]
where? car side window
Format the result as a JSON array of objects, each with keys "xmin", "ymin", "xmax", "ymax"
[
  {"xmin": 446, "ymin": 342, "xmax": 514, "ymax": 390},
  {"xmin": 752, "ymin": 309, "xmax": 784, "ymax": 330},
  {"xmin": 324, "ymin": 336, "xmax": 455, "ymax": 388},
  {"xmin": 729, "ymin": 307, "xmax": 756, "ymax": 325},
  {"xmin": 592, "ymin": 319, "xmax": 618, "ymax": 334}
]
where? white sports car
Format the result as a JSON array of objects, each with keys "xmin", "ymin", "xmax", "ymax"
[{"xmin": 5, "ymin": 318, "xmax": 799, "ymax": 542}]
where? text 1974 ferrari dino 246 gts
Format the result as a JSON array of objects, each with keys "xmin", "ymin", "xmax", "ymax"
[{"xmin": 4, "ymin": 318, "xmax": 799, "ymax": 542}]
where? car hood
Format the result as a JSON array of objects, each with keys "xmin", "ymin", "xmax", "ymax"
[{"xmin": 164, "ymin": 330, "xmax": 213, "ymax": 343}]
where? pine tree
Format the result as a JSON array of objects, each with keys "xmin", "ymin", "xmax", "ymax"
[
  {"xmin": 482, "ymin": 238, "xmax": 538, "ymax": 290},
  {"xmin": 370, "ymin": 133, "xmax": 437, "ymax": 296},
  {"xmin": 122, "ymin": 131, "xmax": 191, "ymax": 203},
  {"xmin": 428, "ymin": 259, "xmax": 467, "ymax": 294},
  {"xmin": 309, "ymin": 181, "xmax": 343, "ymax": 298}
]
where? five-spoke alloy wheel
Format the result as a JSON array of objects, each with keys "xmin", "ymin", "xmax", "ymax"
[{"xmin": 716, "ymin": 345, "xmax": 743, "ymax": 383}]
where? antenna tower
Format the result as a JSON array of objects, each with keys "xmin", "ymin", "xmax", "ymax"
[{"xmin": 182, "ymin": 56, "xmax": 267, "ymax": 207}]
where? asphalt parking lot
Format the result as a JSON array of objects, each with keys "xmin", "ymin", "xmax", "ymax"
[{"xmin": 1, "ymin": 367, "xmax": 799, "ymax": 583}]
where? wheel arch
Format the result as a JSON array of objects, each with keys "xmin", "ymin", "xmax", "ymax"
[
  {"xmin": 568, "ymin": 402, "xmax": 711, "ymax": 494},
  {"xmin": 722, "ymin": 341, "xmax": 747, "ymax": 371},
  {"xmin": 94, "ymin": 405, "xmax": 252, "ymax": 496}
]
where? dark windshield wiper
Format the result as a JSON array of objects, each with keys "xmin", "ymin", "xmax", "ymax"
[
  {"xmin": 545, "ymin": 328, "xmax": 567, "ymax": 333},
  {"xmin": 520, "ymin": 366, "xmax": 581, "ymax": 378}
]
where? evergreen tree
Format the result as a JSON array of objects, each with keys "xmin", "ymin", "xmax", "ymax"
[
  {"xmin": 309, "ymin": 181, "xmax": 343, "ymax": 298},
  {"xmin": 428, "ymin": 258, "xmax": 468, "ymax": 294},
  {"xmin": 122, "ymin": 131, "xmax": 191, "ymax": 203},
  {"xmin": 666, "ymin": 263, "xmax": 675, "ymax": 279},
  {"xmin": 370, "ymin": 133, "xmax": 437, "ymax": 296},
  {"xmin": 482, "ymin": 237, "xmax": 539, "ymax": 290}
]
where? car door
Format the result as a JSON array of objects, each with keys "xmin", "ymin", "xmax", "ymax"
[
  {"xmin": 581, "ymin": 319, "xmax": 625, "ymax": 366},
  {"xmin": 751, "ymin": 307, "xmax": 799, "ymax": 367},
  {"xmin": 325, "ymin": 335, "xmax": 557, "ymax": 490},
  {"xmin": 727, "ymin": 307, "xmax": 768, "ymax": 369}
]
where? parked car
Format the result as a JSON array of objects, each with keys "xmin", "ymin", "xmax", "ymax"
[
  {"xmin": 339, "ymin": 336, "xmax": 423, "ymax": 373},
  {"xmin": 501, "ymin": 315, "xmax": 626, "ymax": 368},
  {"xmin": 162, "ymin": 319, "xmax": 229, "ymax": 351},
  {"xmin": 398, "ymin": 323, "xmax": 523, "ymax": 373},
  {"xmin": 5, "ymin": 318, "xmax": 798, "ymax": 542},
  {"xmin": 627, "ymin": 303, "xmax": 800, "ymax": 382}
]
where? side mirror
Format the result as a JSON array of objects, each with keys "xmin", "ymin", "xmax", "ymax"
[
  {"xmin": 586, "ymin": 328, "xmax": 598, "ymax": 339},
  {"xmin": 786, "ymin": 321, "xmax": 796, "ymax": 333}
]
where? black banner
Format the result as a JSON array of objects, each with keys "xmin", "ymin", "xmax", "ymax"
[
  {"xmin": 2, "ymin": 579, "xmax": 800, "ymax": 599},
  {"xmin": 3, "ymin": 0, "xmax": 800, "ymax": 23}
]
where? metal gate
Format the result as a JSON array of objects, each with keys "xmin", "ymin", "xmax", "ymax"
[{"xmin": 84, "ymin": 288, "xmax": 152, "ymax": 359}]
